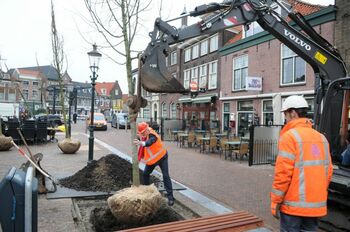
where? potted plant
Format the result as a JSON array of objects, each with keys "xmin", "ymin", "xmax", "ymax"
[{"xmin": 0, "ymin": 118, "xmax": 12, "ymax": 151}]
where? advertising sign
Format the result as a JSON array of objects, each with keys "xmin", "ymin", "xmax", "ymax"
[{"xmin": 246, "ymin": 76, "xmax": 262, "ymax": 91}]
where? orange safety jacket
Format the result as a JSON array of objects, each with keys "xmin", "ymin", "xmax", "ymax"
[
  {"xmin": 271, "ymin": 118, "xmax": 333, "ymax": 217},
  {"xmin": 142, "ymin": 128, "xmax": 167, "ymax": 165}
]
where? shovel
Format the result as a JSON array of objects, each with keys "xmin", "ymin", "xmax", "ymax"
[
  {"xmin": 140, "ymin": 45, "xmax": 189, "ymax": 93},
  {"xmin": 11, "ymin": 140, "xmax": 59, "ymax": 192}
]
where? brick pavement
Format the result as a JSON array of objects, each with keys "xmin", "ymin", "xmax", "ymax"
[
  {"xmin": 92, "ymin": 124, "xmax": 279, "ymax": 231},
  {"xmin": 0, "ymin": 122, "xmax": 279, "ymax": 231}
]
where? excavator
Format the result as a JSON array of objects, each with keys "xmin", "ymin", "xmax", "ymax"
[{"xmin": 136, "ymin": 0, "xmax": 350, "ymax": 230}]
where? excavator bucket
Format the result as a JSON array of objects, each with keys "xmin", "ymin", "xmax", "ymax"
[{"xmin": 140, "ymin": 48, "xmax": 188, "ymax": 93}]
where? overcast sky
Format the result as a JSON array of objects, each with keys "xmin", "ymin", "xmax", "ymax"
[{"xmin": 0, "ymin": 0, "xmax": 334, "ymax": 93}]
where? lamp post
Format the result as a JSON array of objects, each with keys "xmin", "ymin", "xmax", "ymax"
[{"xmin": 87, "ymin": 44, "xmax": 102, "ymax": 162}]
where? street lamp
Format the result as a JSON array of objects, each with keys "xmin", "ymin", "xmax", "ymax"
[{"xmin": 87, "ymin": 44, "xmax": 102, "ymax": 162}]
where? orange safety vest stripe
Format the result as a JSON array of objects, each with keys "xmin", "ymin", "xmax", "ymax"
[
  {"xmin": 143, "ymin": 128, "xmax": 167, "ymax": 165},
  {"xmin": 270, "ymin": 118, "xmax": 333, "ymax": 217}
]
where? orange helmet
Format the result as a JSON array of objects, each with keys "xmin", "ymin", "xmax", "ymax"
[{"xmin": 138, "ymin": 122, "xmax": 149, "ymax": 134}]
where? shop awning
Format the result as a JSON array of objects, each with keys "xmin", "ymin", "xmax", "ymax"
[
  {"xmin": 178, "ymin": 94, "xmax": 217, "ymax": 104},
  {"xmin": 192, "ymin": 96, "xmax": 212, "ymax": 104},
  {"xmin": 178, "ymin": 97, "xmax": 192, "ymax": 103}
]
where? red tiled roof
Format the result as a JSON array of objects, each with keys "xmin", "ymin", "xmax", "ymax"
[
  {"xmin": 95, "ymin": 82, "xmax": 115, "ymax": 95},
  {"xmin": 289, "ymin": 0, "xmax": 323, "ymax": 15},
  {"xmin": 18, "ymin": 69, "xmax": 41, "ymax": 77},
  {"xmin": 225, "ymin": 0, "xmax": 325, "ymax": 46}
]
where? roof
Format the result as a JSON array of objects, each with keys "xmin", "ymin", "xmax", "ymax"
[
  {"xmin": 9, "ymin": 65, "xmax": 60, "ymax": 81},
  {"xmin": 95, "ymin": 82, "xmax": 115, "ymax": 96},
  {"xmin": 17, "ymin": 69, "xmax": 42, "ymax": 77},
  {"xmin": 289, "ymin": 0, "xmax": 324, "ymax": 15}
]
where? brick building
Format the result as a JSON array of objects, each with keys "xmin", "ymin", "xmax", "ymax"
[{"xmin": 219, "ymin": 1, "xmax": 332, "ymax": 136}]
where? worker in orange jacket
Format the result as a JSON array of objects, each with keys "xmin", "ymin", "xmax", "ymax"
[
  {"xmin": 133, "ymin": 122, "xmax": 175, "ymax": 206},
  {"xmin": 271, "ymin": 95, "xmax": 333, "ymax": 231}
]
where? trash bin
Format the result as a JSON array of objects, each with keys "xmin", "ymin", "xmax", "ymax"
[{"xmin": 0, "ymin": 167, "xmax": 38, "ymax": 232}]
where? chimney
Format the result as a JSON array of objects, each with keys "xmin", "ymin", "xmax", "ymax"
[{"xmin": 181, "ymin": 5, "xmax": 187, "ymax": 27}]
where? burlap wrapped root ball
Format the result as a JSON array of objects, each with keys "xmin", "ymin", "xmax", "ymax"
[
  {"xmin": 0, "ymin": 135, "xmax": 13, "ymax": 151},
  {"xmin": 58, "ymin": 138, "xmax": 81, "ymax": 154},
  {"xmin": 107, "ymin": 184, "xmax": 163, "ymax": 224}
]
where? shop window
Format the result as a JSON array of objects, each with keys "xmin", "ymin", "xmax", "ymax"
[
  {"xmin": 262, "ymin": 100, "xmax": 273, "ymax": 125},
  {"xmin": 223, "ymin": 102, "xmax": 230, "ymax": 131}
]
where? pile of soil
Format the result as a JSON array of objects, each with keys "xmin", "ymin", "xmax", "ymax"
[
  {"xmin": 90, "ymin": 201, "xmax": 183, "ymax": 232},
  {"xmin": 60, "ymin": 154, "xmax": 159, "ymax": 192}
]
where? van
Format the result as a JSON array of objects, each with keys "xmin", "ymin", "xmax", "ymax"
[
  {"xmin": 86, "ymin": 112, "xmax": 108, "ymax": 131},
  {"xmin": 111, "ymin": 113, "xmax": 130, "ymax": 129}
]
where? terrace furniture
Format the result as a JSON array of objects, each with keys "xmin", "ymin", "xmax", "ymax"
[
  {"xmin": 21, "ymin": 120, "xmax": 36, "ymax": 144},
  {"xmin": 36, "ymin": 121, "xmax": 48, "ymax": 143},
  {"xmin": 6, "ymin": 121, "xmax": 21, "ymax": 143}
]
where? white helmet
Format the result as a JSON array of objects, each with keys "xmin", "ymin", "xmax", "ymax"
[{"xmin": 280, "ymin": 95, "xmax": 308, "ymax": 112}]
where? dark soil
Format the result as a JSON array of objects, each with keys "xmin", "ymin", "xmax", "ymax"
[
  {"xmin": 60, "ymin": 154, "xmax": 184, "ymax": 231},
  {"xmin": 90, "ymin": 201, "xmax": 184, "ymax": 232},
  {"xmin": 60, "ymin": 154, "xmax": 159, "ymax": 192}
]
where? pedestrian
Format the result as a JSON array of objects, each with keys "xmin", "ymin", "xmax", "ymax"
[
  {"xmin": 270, "ymin": 95, "xmax": 333, "ymax": 232},
  {"xmin": 339, "ymin": 130, "xmax": 350, "ymax": 167},
  {"xmin": 133, "ymin": 122, "xmax": 175, "ymax": 206},
  {"xmin": 73, "ymin": 112, "xmax": 77, "ymax": 124}
]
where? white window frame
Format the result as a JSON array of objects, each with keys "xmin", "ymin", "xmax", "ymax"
[
  {"xmin": 262, "ymin": 99, "xmax": 273, "ymax": 125},
  {"xmin": 162, "ymin": 103, "xmax": 167, "ymax": 118},
  {"xmin": 191, "ymin": 67, "xmax": 198, "ymax": 84},
  {"xmin": 170, "ymin": 103, "xmax": 177, "ymax": 119},
  {"xmin": 200, "ymin": 39, "xmax": 208, "ymax": 56},
  {"xmin": 184, "ymin": 69, "xmax": 191, "ymax": 89},
  {"xmin": 192, "ymin": 43, "xmax": 199, "ymax": 59},
  {"xmin": 280, "ymin": 44, "xmax": 306, "ymax": 86},
  {"xmin": 232, "ymin": 54, "xmax": 248, "ymax": 91},
  {"xmin": 208, "ymin": 61, "xmax": 217, "ymax": 90},
  {"xmin": 184, "ymin": 48, "xmax": 191, "ymax": 62},
  {"xmin": 170, "ymin": 51, "xmax": 177, "ymax": 65},
  {"xmin": 209, "ymin": 34, "xmax": 218, "ymax": 53},
  {"xmin": 199, "ymin": 64, "xmax": 207, "ymax": 89}
]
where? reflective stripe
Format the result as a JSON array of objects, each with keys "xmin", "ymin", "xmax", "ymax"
[
  {"xmin": 278, "ymin": 151, "xmax": 295, "ymax": 160},
  {"xmin": 144, "ymin": 147, "xmax": 166, "ymax": 162},
  {"xmin": 290, "ymin": 129, "xmax": 305, "ymax": 202},
  {"xmin": 320, "ymin": 134, "xmax": 330, "ymax": 179},
  {"xmin": 271, "ymin": 188, "xmax": 285, "ymax": 197},
  {"xmin": 295, "ymin": 159, "xmax": 330, "ymax": 167},
  {"xmin": 284, "ymin": 200, "xmax": 327, "ymax": 208}
]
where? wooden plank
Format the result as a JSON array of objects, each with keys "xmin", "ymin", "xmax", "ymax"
[{"xmin": 121, "ymin": 211, "xmax": 264, "ymax": 232}]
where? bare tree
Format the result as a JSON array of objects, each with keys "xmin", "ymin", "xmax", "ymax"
[
  {"xmin": 50, "ymin": 0, "xmax": 68, "ymax": 138},
  {"xmin": 84, "ymin": 0, "xmax": 152, "ymax": 186}
]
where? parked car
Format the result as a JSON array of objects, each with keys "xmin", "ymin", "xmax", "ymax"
[
  {"xmin": 111, "ymin": 113, "xmax": 130, "ymax": 129},
  {"xmin": 35, "ymin": 114, "xmax": 63, "ymax": 127},
  {"xmin": 86, "ymin": 113, "xmax": 108, "ymax": 131}
]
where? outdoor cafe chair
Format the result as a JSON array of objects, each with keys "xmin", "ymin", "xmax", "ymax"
[
  {"xmin": 6, "ymin": 121, "xmax": 21, "ymax": 143},
  {"xmin": 21, "ymin": 120, "xmax": 36, "ymax": 144},
  {"xmin": 202, "ymin": 136, "xmax": 217, "ymax": 153},
  {"xmin": 233, "ymin": 142, "xmax": 249, "ymax": 161},
  {"xmin": 36, "ymin": 121, "xmax": 48, "ymax": 144},
  {"xmin": 225, "ymin": 137, "xmax": 241, "ymax": 160},
  {"xmin": 219, "ymin": 138, "xmax": 228, "ymax": 159},
  {"xmin": 186, "ymin": 132, "xmax": 196, "ymax": 148},
  {"xmin": 194, "ymin": 134, "xmax": 203, "ymax": 151}
]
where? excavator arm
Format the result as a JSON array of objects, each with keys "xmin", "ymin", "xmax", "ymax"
[{"xmin": 140, "ymin": 0, "xmax": 349, "ymax": 156}]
